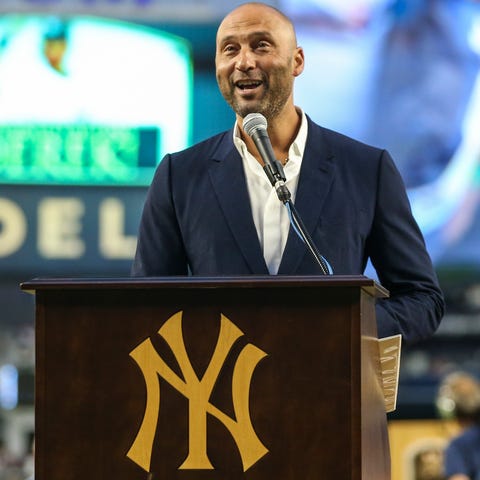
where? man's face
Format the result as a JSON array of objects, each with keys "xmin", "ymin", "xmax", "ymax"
[{"xmin": 215, "ymin": 4, "xmax": 303, "ymax": 120}]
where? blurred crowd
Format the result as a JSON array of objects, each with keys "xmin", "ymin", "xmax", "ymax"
[{"xmin": 0, "ymin": 438, "xmax": 33, "ymax": 480}]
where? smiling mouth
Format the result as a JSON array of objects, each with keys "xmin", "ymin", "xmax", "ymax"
[{"xmin": 235, "ymin": 80, "xmax": 263, "ymax": 91}]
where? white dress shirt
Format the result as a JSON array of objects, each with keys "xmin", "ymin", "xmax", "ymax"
[{"xmin": 233, "ymin": 109, "xmax": 308, "ymax": 274}]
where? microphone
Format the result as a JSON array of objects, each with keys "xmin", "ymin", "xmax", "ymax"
[
  {"xmin": 243, "ymin": 113, "xmax": 333, "ymax": 275},
  {"xmin": 243, "ymin": 113, "xmax": 291, "ymax": 203}
]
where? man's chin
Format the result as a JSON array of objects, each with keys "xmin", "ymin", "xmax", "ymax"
[{"xmin": 234, "ymin": 103, "xmax": 264, "ymax": 118}]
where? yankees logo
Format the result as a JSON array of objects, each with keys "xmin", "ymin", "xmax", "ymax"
[{"xmin": 127, "ymin": 311, "xmax": 268, "ymax": 473}]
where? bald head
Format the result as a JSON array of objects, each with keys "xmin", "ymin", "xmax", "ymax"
[
  {"xmin": 217, "ymin": 3, "xmax": 298, "ymax": 50},
  {"xmin": 437, "ymin": 372, "xmax": 480, "ymax": 422}
]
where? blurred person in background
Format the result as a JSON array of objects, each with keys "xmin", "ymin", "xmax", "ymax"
[
  {"xmin": 413, "ymin": 445, "xmax": 446, "ymax": 480},
  {"xmin": 437, "ymin": 371, "xmax": 480, "ymax": 480}
]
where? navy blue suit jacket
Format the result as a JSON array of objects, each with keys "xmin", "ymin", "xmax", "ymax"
[{"xmin": 132, "ymin": 116, "xmax": 445, "ymax": 344}]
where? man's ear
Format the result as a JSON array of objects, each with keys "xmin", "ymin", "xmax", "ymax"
[{"xmin": 293, "ymin": 46, "xmax": 305, "ymax": 77}]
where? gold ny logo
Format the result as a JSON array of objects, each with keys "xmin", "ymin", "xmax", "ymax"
[{"xmin": 127, "ymin": 311, "xmax": 268, "ymax": 473}]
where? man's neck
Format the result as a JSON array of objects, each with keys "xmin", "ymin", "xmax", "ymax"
[{"xmin": 239, "ymin": 107, "xmax": 302, "ymax": 166}]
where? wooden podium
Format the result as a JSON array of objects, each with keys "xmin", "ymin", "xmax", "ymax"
[{"xmin": 22, "ymin": 275, "xmax": 391, "ymax": 480}]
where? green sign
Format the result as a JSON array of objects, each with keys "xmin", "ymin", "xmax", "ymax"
[{"xmin": 0, "ymin": 125, "xmax": 159, "ymax": 185}]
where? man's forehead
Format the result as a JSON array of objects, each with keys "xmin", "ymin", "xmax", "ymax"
[{"xmin": 217, "ymin": 10, "xmax": 287, "ymax": 42}]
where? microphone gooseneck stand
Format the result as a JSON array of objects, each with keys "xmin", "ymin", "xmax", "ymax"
[
  {"xmin": 267, "ymin": 160, "xmax": 332, "ymax": 276},
  {"xmin": 243, "ymin": 113, "xmax": 332, "ymax": 276}
]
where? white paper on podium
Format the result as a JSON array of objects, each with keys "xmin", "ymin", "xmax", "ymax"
[{"xmin": 377, "ymin": 334, "xmax": 402, "ymax": 413}]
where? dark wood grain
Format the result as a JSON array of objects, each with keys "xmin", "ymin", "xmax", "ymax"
[{"xmin": 26, "ymin": 276, "xmax": 391, "ymax": 479}]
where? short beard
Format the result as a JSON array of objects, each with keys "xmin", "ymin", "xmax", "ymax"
[
  {"xmin": 220, "ymin": 66, "xmax": 293, "ymax": 121},
  {"xmin": 231, "ymin": 94, "xmax": 287, "ymax": 120},
  {"xmin": 225, "ymin": 86, "xmax": 290, "ymax": 121}
]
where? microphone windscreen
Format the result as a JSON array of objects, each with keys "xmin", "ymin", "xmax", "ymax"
[{"xmin": 243, "ymin": 113, "xmax": 267, "ymax": 137}]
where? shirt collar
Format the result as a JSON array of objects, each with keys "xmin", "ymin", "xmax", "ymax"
[{"xmin": 233, "ymin": 108, "xmax": 308, "ymax": 165}]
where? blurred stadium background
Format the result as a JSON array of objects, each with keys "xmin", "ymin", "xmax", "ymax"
[{"xmin": 0, "ymin": 1, "xmax": 479, "ymax": 479}]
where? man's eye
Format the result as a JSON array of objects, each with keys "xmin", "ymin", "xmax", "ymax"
[{"xmin": 224, "ymin": 45, "xmax": 237, "ymax": 53}]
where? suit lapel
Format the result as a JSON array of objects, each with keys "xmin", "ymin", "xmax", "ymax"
[
  {"xmin": 278, "ymin": 120, "xmax": 336, "ymax": 274},
  {"xmin": 208, "ymin": 132, "xmax": 269, "ymax": 274}
]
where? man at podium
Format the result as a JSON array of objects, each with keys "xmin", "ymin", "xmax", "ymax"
[{"xmin": 132, "ymin": 2, "xmax": 444, "ymax": 345}]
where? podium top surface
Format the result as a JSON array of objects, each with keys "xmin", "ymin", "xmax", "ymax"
[{"xmin": 21, "ymin": 275, "xmax": 388, "ymax": 298}]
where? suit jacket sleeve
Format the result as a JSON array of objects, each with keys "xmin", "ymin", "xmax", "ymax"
[
  {"xmin": 368, "ymin": 150, "xmax": 445, "ymax": 343},
  {"xmin": 131, "ymin": 153, "xmax": 189, "ymax": 276}
]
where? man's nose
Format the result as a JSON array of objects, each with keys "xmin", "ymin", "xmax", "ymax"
[{"xmin": 235, "ymin": 48, "xmax": 255, "ymax": 71}]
